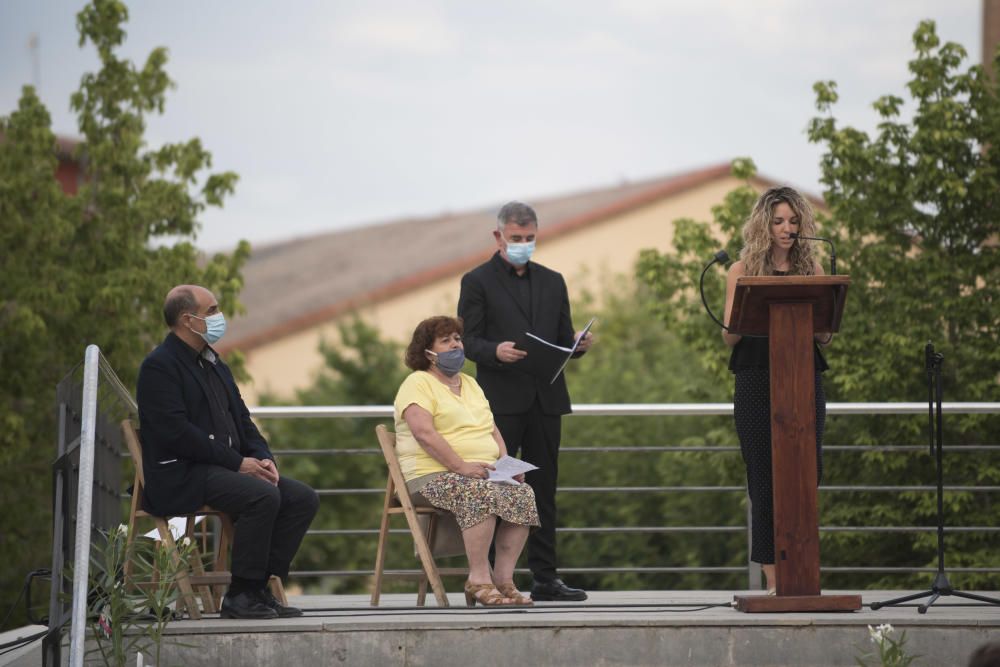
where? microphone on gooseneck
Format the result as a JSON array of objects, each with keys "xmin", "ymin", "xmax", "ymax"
[
  {"xmin": 700, "ymin": 250, "xmax": 767, "ymax": 338},
  {"xmin": 700, "ymin": 250, "xmax": 732, "ymax": 332},
  {"xmin": 789, "ymin": 232, "xmax": 837, "ymax": 275}
]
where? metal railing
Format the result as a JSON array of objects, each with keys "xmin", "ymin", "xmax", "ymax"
[
  {"xmin": 50, "ymin": 346, "xmax": 136, "ymax": 667},
  {"xmin": 250, "ymin": 403, "xmax": 1000, "ymax": 586}
]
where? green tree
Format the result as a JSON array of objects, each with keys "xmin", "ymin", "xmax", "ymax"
[
  {"xmin": 0, "ymin": 0, "xmax": 247, "ymax": 627},
  {"xmin": 805, "ymin": 20, "xmax": 1000, "ymax": 588},
  {"xmin": 634, "ymin": 156, "xmax": 760, "ymax": 390},
  {"xmin": 259, "ymin": 319, "xmax": 408, "ymax": 593},
  {"xmin": 637, "ymin": 21, "xmax": 1000, "ymax": 589},
  {"xmin": 558, "ymin": 274, "xmax": 747, "ymax": 591}
]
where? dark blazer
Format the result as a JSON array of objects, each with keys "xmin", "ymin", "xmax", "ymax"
[
  {"xmin": 136, "ymin": 332, "xmax": 273, "ymax": 516},
  {"xmin": 458, "ymin": 252, "xmax": 582, "ymax": 416}
]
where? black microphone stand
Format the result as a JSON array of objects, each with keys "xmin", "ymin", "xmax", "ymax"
[
  {"xmin": 870, "ymin": 343, "xmax": 1000, "ymax": 614},
  {"xmin": 699, "ymin": 250, "xmax": 731, "ymax": 331},
  {"xmin": 789, "ymin": 233, "xmax": 836, "ymax": 275},
  {"xmin": 699, "ymin": 250, "xmax": 766, "ymax": 338}
]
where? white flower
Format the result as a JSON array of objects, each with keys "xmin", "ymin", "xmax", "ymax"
[
  {"xmin": 117, "ymin": 523, "xmax": 129, "ymax": 536},
  {"xmin": 868, "ymin": 623, "xmax": 894, "ymax": 645},
  {"xmin": 181, "ymin": 536, "xmax": 192, "ymax": 547}
]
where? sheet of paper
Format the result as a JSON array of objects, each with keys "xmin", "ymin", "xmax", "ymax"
[
  {"xmin": 143, "ymin": 515, "xmax": 205, "ymax": 540},
  {"xmin": 523, "ymin": 332, "xmax": 573, "ymax": 353},
  {"xmin": 549, "ymin": 316, "xmax": 597, "ymax": 383},
  {"xmin": 487, "ymin": 455, "xmax": 539, "ymax": 485}
]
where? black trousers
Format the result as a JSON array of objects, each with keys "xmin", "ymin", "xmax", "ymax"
[
  {"xmin": 494, "ymin": 400, "xmax": 562, "ymax": 581},
  {"xmin": 733, "ymin": 367, "xmax": 825, "ymax": 565},
  {"xmin": 202, "ymin": 466, "xmax": 319, "ymax": 582}
]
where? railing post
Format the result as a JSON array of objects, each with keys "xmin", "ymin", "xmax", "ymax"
[
  {"xmin": 44, "ymin": 402, "xmax": 71, "ymax": 666},
  {"xmin": 68, "ymin": 345, "xmax": 100, "ymax": 667}
]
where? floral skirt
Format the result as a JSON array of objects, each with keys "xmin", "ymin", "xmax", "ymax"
[{"xmin": 417, "ymin": 472, "xmax": 540, "ymax": 531}]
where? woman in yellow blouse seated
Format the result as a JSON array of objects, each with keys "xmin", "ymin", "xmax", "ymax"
[{"xmin": 394, "ymin": 315, "xmax": 539, "ymax": 607}]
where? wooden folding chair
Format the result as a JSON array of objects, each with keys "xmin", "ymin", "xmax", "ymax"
[
  {"xmin": 121, "ymin": 420, "xmax": 287, "ymax": 618},
  {"xmin": 370, "ymin": 424, "xmax": 464, "ymax": 607}
]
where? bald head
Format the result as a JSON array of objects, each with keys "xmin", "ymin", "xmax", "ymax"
[{"xmin": 163, "ymin": 284, "xmax": 215, "ymax": 329}]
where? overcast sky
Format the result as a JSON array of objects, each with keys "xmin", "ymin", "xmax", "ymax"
[{"xmin": 0, "ymin": 1, "xmax": 983, "ymax": 252}]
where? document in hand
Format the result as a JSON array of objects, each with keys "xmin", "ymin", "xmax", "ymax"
[
  {"xmin": 513, "ymin": 317, "xmax": 596, "ymax": 384},
  {"xmin": 488, "ymin": 455, "xmax": 539, "ymax": 485}
]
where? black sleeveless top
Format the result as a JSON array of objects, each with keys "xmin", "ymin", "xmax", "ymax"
[{"xmin": 727, "ymin": 270, "xmax": 830, "ymax": 373}]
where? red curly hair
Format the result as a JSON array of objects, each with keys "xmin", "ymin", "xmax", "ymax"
[{"xmin": 404, "ymin": 316, "xmax": 464, "ymax": 371}]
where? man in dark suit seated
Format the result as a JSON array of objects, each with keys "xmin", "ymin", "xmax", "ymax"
[
  {"xmin": 458, "ymin": 201, "xmax": 594, "ymax": 602},
  {"xmin": 136, "ymin": 284, "xmax": 319, "ymax": 619}
]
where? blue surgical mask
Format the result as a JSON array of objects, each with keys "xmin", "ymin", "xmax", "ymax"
[
  {"xmin": 189, "ymin": 312, "xmax": 227, "ymax": 344},
  {"xmin": 505, "ymin": 240, "xmax": 535, "ymax": 266},
  {"xmin": 426, "ymin": 348, "xmax": 465, "ymax": 377}
]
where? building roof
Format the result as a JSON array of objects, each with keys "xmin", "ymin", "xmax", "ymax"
[
  {"xmin": 220, "ymin": 162, "xmax": 739, "ymax": 353},
  {"xmin": 54, "ymin": 135, "xmax": 79, "ymax": 159},
  {"xmin": 0, "ymin": 130, "xmax": 79, "ymax": 158}
]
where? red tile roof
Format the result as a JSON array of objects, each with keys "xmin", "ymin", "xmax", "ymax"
[{"xmin": 220, "ymin": 162, "xmax": 781, "ymax": 353}]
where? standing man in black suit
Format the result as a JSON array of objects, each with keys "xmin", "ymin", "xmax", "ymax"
[
  {"xmin": 136, "ymin": 284, "xmax": 319, "ymax": 619},
  {"xmin": 458, "ymin": 201, "xmax": 593, "ymax": 602}
]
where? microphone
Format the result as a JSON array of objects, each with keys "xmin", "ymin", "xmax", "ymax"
[
  {"xmin": 700, "ymin": 250, "xmax": 732, "ymax": 332},
  {"xmin": 789, "ymin": 232, "xmax": 837, "ymax": 275}
]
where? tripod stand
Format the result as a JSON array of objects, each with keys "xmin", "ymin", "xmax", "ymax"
[{"xmin": 870, "ymin": 343, "xmax": 1000, "ymax": 614}]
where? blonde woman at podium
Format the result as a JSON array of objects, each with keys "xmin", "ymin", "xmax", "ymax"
[{"xmin": 722, "ymin": 186, "xmax": 833, "ymax": 594}]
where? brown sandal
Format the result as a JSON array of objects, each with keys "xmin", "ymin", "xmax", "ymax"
[
  {"xmin": 464, "ymin": 581, "xmax": 515, "ymax": 607},
  {"xmin": 494, "ymin": 582, "xmax": 533, "ymax": 606}
]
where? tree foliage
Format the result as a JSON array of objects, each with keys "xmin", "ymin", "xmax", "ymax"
[
  {"xmin": 804, "ymin": 20, "xmax": 1000, "ymax": 588},
  {"xmin": 637, "ymin": 21, "xmax": 1000, "ymax": 589},
  {"xmin": 558, "ymin": 275, "xmax": 747, "ymax": 590},
  {"xmin": 635, "ymin": 156, "xmax": 760, "ymax": 389},
  {"xmin": 259, "ymin": 319, "xmax": 407, "ymax": 593},
  {"xmin": 0, "ymin": 0, "xmax": 246, "ymax": 627}
]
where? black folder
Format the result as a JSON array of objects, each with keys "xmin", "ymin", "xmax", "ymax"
[{"xmin": 512, "ymin": 317, "xmax": 595, "ymax": 384}]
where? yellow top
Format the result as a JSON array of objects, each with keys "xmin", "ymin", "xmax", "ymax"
[{"xmin": 393, "ymin": 371, "xmax": 500, "ymax": 481}]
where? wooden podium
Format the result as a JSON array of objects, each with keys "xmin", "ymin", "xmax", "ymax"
[{"xmin": 729, "ymin": 276, "xmax": 861, "ymax": 613}]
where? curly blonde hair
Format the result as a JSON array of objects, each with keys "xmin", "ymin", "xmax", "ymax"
[{"xmin": 739, "ymin": 186, "xmax": 818, "ymax": 276}]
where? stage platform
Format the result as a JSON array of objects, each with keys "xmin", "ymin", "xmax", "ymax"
[
  {"xmin": 9, "ymin": 589, "xmax": 999, "ymax": 666},
  {"xmin": 161, "ymin": 589, "xmax": 999, "ymax": 667}
]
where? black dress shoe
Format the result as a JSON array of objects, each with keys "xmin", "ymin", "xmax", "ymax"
[
  {"xmin": 220, "ymin": 590, "xmax": 278, "ymax": 619},
  {"xmin": 259, "ymin": 588, "xmax": 303, "ymax": 618},
  {"xmin": 530, "ymin": 578, "xmax": 588, "ymax": 602}
]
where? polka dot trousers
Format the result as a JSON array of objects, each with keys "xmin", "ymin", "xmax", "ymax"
[{"xmin": 734, "ymin": 367, "xmax": 825, "ymax": 565}]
